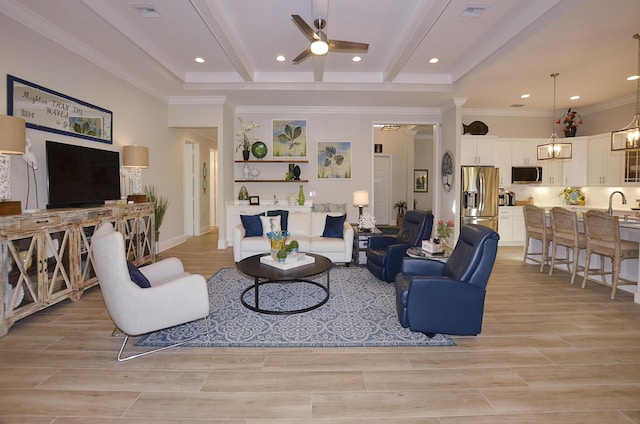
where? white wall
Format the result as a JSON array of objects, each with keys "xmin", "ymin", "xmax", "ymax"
[
  {"xmin": 223, "ymin": 108, "xmax": 440, "ymax": 244},
  {"xmin": 0, "ymin": 15, "xmax": 188, "ymax": 249}
]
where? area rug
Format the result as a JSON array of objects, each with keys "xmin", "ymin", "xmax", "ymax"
[{"xmin": 137, "ymin": 266, "xmax": 455, "ymax": 348}]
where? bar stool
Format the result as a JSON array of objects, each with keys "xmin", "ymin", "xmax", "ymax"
[
  {"xmin": 582, "ymin": 210, "xmax": 639, "ymax": 300},
  {"xmin": 523, "ymin": 205, "xmax": 553, "ymax": 272},
  {"xmin": 549, "ymin": 207, "xmax": 586, "ymax": 284}
]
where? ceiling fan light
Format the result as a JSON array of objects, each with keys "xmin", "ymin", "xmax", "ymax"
[{"xmin": 311, "ymin": 31, "xmax": 329, "ymax": 55}]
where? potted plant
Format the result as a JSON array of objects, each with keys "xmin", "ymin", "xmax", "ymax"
[
  {"xmin": 236, "ymin": 117, "xmax": 260, "ymax": 161},
  {"xmin": 393, "ymin": 200, "xmax": 408, "ymax": 227},
  {"xmin": 145, "ymin": 186, "xmax": 169, "ymax": 259}
]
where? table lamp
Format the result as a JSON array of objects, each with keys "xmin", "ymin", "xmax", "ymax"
[
  {"xmin": 0, "ymin": 115, "xmax": 26, "ymax": 216},
  {"xmin": 123, "ymin": 145, "xmax": 149, "ymax": 203},
  {"xmin": 353, "ymin": 190, "xmax": 369, "ymax": 219}
]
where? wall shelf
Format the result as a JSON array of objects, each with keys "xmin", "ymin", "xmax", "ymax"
[
  {"xmin": 234, "ymin": 179, "xmax": 308, "ymax": 183},
  {"xmin": 235, "ymin": 159, "xmax": 308, "ymax": 163}
]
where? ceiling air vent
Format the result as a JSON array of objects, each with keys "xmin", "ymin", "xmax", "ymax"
[
  {"xmin": 510, "ymin": 104, "xmax": 525, "ymax": 108},
  {"xmin": 460, "ymin": 4, "xmax": 489, "ymax": 18},
  {"xmin": 130, "ymin": 3, "xmax": 161, "ymax": 18}
]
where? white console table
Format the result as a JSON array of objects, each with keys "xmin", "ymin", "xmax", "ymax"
[{"xmin": 1, "ymin": 203, "xmax": 155, "ymax": 336}]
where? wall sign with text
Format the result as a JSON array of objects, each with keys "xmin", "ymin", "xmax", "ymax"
[{"xmin": 7, "ymin": 75, "xmax": 113, "ymax": 144}]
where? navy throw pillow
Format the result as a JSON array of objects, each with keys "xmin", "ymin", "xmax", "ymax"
[
  {"xmin": 127, "ymin": 261, "xmax": 151, "ymax": 288},
  {"xmin": 322, "ymin": 214, "xmax": 346, "ymax": 238},
  {"xmin": 240, "ymin": 213, "xmax": 264, "ymax": 237},
  {"xmin": 267, "ymin": 210, "xmax": 289, "ymax": 231}
]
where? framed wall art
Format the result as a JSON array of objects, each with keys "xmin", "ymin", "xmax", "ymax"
[
  {"xmin": 317, "ymin": 141, "xmax": 351, "ymax": 179},
  {"xmin": 414, "ymin": 169, "xmax": 428, "ymax": 192},
  {"xmin": 272, "ymin": 119, "xmax": 306, "ymax": 157},
  {"xmin": 7, "ymin": 75, "xmax": 113, "ymax": 144}
]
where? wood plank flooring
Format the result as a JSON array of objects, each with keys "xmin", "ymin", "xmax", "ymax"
[{"xmin": 1, "ymin": 229, "xmax": 639, "ymax": 423}]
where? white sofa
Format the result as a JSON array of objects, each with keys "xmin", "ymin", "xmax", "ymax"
[{"xmin": 233, "ymin": 212, "xmax": 354, "ymax": 263}]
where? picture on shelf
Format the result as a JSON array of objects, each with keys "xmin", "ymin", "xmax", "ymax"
[
  {"xmin": 272, "ymin": 119, "xmax": 306, "ymax": 157},
  {"xmin": 249, "ymin": 196, "xmax": 260, "ymax": 205}
]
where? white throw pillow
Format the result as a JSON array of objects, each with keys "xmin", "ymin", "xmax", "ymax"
[{"xmin": 260, "ymin": 215, "xmax": 281, "ymax": 235}]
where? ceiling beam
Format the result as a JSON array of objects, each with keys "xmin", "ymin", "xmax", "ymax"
[
  {"xmin": 383, "ymin": 0, "xmax": 451, "ymax": 83},
  {"xmin": 191, "ymin": 0, "xmax": 253, "ymax": 82}
]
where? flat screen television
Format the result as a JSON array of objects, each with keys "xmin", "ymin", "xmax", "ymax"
[{"xmin": 46, "ymin": 140, "xmax": 121, "ymax": 209}]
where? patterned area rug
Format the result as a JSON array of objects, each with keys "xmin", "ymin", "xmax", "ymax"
[{"xmin": 137, "ymin": 266, "xmax": 455, "ymax": 348}]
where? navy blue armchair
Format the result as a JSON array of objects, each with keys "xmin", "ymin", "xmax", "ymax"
[
  {"xmin": 366, "ymin": 210, "xmax": 434, "ymax": 283},
  {"xmin": 395, "ymin": 224, "xmax": 499, "ymax": 336}
]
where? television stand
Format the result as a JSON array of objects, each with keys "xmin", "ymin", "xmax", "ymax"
[{"xmin": 0, "ymin": 203, "xmax": 155, "ymax": 337}]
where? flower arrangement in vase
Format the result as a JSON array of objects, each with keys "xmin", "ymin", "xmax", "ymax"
[
  {"xmin": 358, "ymin": 212, "xmax": 376, "ymax": 231},
  {"xmin": 436, "ymin": 220, "xmax": 454, "ymax": 246},
  {"xmin": 236, "ymin": 117, "xmax": 260, "ymax": 160}
]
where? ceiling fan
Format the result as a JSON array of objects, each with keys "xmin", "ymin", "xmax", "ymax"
[{"xmin": 291, "ymin": 15, "xmax": 369, "ymax": 63}]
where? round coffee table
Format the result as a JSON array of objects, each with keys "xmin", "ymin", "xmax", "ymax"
[{"xmin": 236, "ymin": 253, "xmax": 332, "ymax": 315}]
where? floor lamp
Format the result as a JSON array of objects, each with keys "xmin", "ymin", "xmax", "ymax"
[
  {"xmin": 123, "ymin": 145, "xmax": 149, "ymax": 203},
  {"xmin": 0, "ymin": 115, "xmax": 26, "ymax": 216}
]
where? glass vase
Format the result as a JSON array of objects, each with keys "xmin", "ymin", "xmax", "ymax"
[
  {"xmin": 267, "ymin": 230, "xmax": 290, "ymax": 260},
  {"xmin": 298, "ymin": 185, "xmax": 305, "ymax": 206}
]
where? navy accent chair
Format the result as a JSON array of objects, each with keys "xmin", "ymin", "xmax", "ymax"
[
  {"xmin": 366, "ymin": 210, "xmax": 434, "ymax": 283},
  {"xmin": 394, "ymin": 224, "xmax": 500, "ymax": 336}
]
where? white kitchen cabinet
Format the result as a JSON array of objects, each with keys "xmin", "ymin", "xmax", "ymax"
[
  {"xmin": 498, "ymin": 206, "xmax": 524, "ymax": 246},
  {"xmin": 542, "ymin": 160, "xmax": 563, "ymax": 186},
  {"xmin": 510, "ymin": 139, "xmax": 541, "ymax": 166},
  {"xmin": 495, "ymin": 141, "xmax": 512, "ymax": 186},
  {"xmin": 562, "ymin": 137, "xmax": 588, "ymax": 187},
  {"xmin": 461, "ymin": 135, "xmax": 496, "ymax": 166},
  {"xmin": 587, "ymin": 134, "xmax": 623, "ymax": 186}
]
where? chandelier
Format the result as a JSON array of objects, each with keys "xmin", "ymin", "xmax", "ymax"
[
  {"xmin": 537, "ymin": 73, "xmax": 572, "ymax": 160},
  {"xmin": 611, "ymin": 33, "xmax": 640, "ymax": 151}
]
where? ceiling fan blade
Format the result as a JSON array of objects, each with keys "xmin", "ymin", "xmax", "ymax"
[
  {"xmin": 291, "ymin": 15, "xmax": 317, "ymax": 41},
  {"xmin": 292, "ymin": 47, "xmax": 312, "ymax": 63},
  {"xmin": 329, "ymin": 40, "xmax": 369, "ymax": 52}
]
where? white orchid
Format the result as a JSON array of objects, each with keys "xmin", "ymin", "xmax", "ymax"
[{"xmin": 236, "ymin": 117, "xmax": 260, "ymax": 151}]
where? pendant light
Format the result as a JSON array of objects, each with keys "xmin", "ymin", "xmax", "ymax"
[
  {"xmin": 611, "ymin": 33, "xmax": 640, "ymax": 151},
  {"xmin": 537, "ymin": 73, "xmax": 572, "ymax": 160}
]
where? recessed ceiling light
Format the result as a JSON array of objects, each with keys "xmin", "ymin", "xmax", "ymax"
[
  {"xmin": 194, "ymin": 57, "xmax": 205, "ymax": 63},
  {"xmin": 352, "ymin": 56, "xmax": 361, "ymax": 62},
  {"xmin": 570, "ymin": 95, "xmax": 580, "ymax": 100},
  {"xmin": 276, "ymin": 55, "xmax": 286, "ymax": 62},
  {"xmin": 520, "ymin": 94, "xmax": 530, "ymax": 99},
  {"xmin": 628, "ymin": 75, "xmax": 640, "ymax": 81},
  {"xmin": 428, "ymin": 57, "xmax": 439, "ymax": 64}
]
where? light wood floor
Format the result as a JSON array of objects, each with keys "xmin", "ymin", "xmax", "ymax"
[{"xmin": 1, "ymin": 229, "xmax": 640, "ymax": 423}]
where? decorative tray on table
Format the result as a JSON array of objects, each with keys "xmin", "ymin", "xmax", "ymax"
[{"xmin": 260, "ymin": 252, "xmax": 315, "ymax": 270}]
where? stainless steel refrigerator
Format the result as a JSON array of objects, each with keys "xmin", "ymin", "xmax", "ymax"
[{"xmin": 461, "ymin": 166, "xmax": 499, "ymax": 231}]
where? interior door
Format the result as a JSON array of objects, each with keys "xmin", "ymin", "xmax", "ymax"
[{"xmin": 374, "ymin": 155, "xmax": 391, "ymax": 225}]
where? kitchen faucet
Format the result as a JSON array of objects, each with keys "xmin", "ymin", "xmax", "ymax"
[{"xmin": 607, "ymin": 191, "xmax": 627, "ymax": 215}]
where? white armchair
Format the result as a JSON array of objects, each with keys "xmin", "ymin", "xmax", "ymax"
[{"xmin": 91, "ymin": 223, "xmax": 210, "ymax": 361}]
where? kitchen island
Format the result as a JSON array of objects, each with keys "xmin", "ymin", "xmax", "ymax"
[{"xmin": 524, "ymin": 207, "xmax": 640, "ymax": 303}]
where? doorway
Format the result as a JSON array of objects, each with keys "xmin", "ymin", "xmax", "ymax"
[
  {"xmin": 183, "ymin": 141, "xmax": 200, "ymax": 237},
  {"xmin": 374, "ymin": 155, "xmax": 392, "ymax": 225}
]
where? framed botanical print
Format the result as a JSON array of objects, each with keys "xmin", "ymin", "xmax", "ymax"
[
  {"xmin": 272, "ymin": 119, "xmax": 306, "ymax": 157},
  {"xmin": 317, "ymin": 141, "xmax": 351, "ymax": 179}
]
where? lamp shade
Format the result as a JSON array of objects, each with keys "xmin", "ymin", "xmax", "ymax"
[
  {"xmin": 353, "ymin": 190, "xmax": 369, "ymax": 207},
  {"xmin": 123, "ymin": 145, "xmax": 149, "ymax": 168},
  {"xmin": 0, "ymin": 115, "xmax": 26, "ymax": 155}
]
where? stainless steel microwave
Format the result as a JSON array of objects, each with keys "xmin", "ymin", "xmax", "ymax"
[{"xmin": 511, "ymin": 166, "xmax": 542, "ymax": 184}]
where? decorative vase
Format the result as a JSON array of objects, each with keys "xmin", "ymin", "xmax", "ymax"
[
  {"xmin": 242, "ymin": 149, "xmax": 250, "ymax": 161},
  {"xmin": 242, "ymin": 163, "xmax": 251, "ymax": 179},
  {"xmin": 298, "ymin": 185, "xmax": 305, "ymax": 206},
  {"xmin": 293, "ymin": 165, "xmax": 301, "ymax": 180},
  {"xmin": 250, "ymin": 167, "xmax": 260, "ymax": 180},
  {"xmin": 287, "ymin": 163, "xmax": 295, "ymax": 180},
  {"xmin": 238, "ymin": 185, "xmax": 248, "ymax": 200},
  {"xmin": 267, "ymin": 231, "xmax": 290, "ymax": 261}
]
